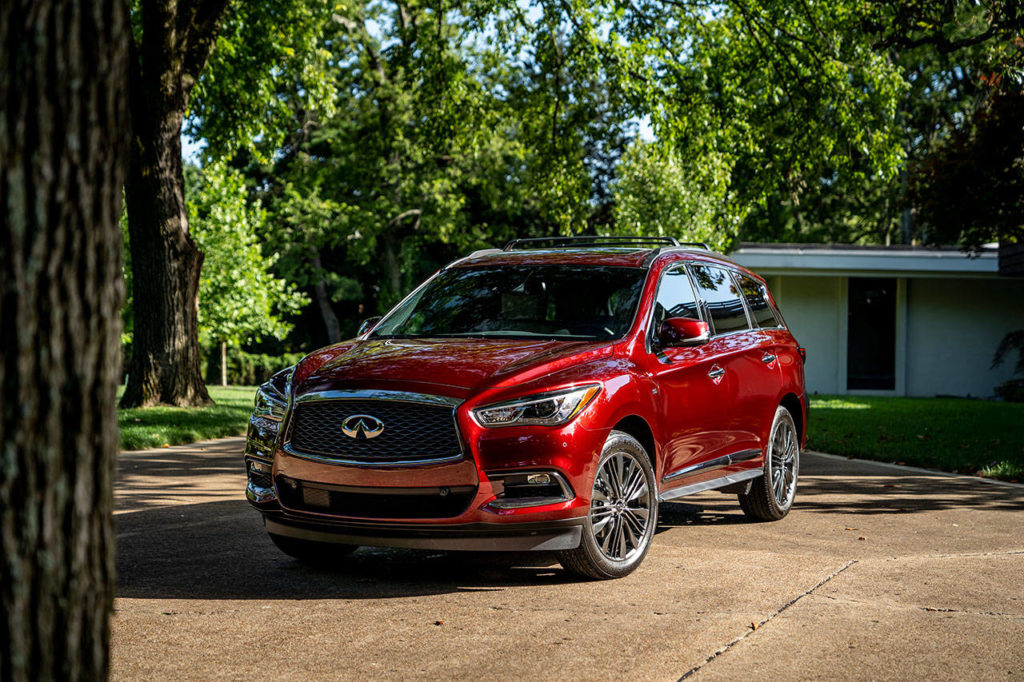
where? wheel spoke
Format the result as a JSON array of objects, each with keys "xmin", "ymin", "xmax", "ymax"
[
  {"xmin": 627, "ymin": 481, "xmax": 649, "ymax": 503},
  {"xmin": 621, "ymin": 516, "xmax": 639, "ymax": 551},
  {"xmin": 622, "ymin": 509, "xmax": 646, "ymax": 537},
  {"xmin": 601, "ymin": 517, "xmax": 617, "ymax": 553},
  {"xmin": 617, "ymin": 519, "xmax": 628, "ymax": 558},
  {"xmin": 622, "ymin": 467, "xmax": 645, "ymax": 501}
]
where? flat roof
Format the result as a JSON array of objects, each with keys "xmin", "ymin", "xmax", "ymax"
[{"xmin": 730, "ymin": 243, "xmax": 999, "ymax": 278}]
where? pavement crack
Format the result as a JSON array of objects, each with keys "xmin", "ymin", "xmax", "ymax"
[
  {"xmin": 921, "ymin": 607, "xmax": 1024, "ymax": 619},
  {"xmin": 677, "ymin": 560, "xmax": 857, "ymax": 681}
]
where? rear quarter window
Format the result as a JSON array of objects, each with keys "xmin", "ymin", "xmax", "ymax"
[{"xmin": 738, "ymin": 274, "xmax": 782, "ymax": 328}]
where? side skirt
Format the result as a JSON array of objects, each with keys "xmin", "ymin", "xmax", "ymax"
[{"xmin": 658, "ymin": 468, "xmax": 762, "ymax": 503}]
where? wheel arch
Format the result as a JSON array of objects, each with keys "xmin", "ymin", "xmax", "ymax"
[
  {"xmin": 611, "ymin": 415, "xmax": 658, "ymax": 480},
  {"xmin": 779, "ymin": 392, "xmax": 805, "ymax": 444}
]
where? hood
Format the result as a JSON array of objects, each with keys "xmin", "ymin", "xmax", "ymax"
[{"xmin": 294, "ymin": 338, "xmax": 614, "ymax": 397}]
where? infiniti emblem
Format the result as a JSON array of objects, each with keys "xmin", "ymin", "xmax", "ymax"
[{"xmin": 341, "ymin": 414, "xmax": 385, "ymax": 440}]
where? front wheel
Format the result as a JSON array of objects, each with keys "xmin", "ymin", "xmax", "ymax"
[
  {"xmin": 558, "ymin": 431, "xmax": 658, "ymax": 580},
  {"xmin": 738, "ymin": 405, "xmax": 799, "ymax": 521}
]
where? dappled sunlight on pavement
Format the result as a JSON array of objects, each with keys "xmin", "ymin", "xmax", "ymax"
[{"xmin": 112, "ymin": 437, "xmax": 1024, "ymax": 680}]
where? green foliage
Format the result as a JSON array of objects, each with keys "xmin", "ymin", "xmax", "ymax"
[
  {"xmin": 188, "ymin": 0, "xmax": 339, "ymax": 160},
  {"xmin": 187, "ymin": 163, "xmax": 309, "ymax": 347},
  {"xmin": 612, "ymin": 141, "xmax": 736, "ymax": 251},
  {"xmin": 167, "ymin": 0, "xmax": 1022, "ymax": 353}
]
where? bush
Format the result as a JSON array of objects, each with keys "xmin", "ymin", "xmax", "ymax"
[
  {"xmin": 995, "ymin": 378, "xmax": 1024, "ymax": 403},
  {"xmin": 205, "ymin": 349, "xmax": 306, "ymax": 386}
]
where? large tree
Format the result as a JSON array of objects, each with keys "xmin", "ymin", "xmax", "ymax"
[
  {"xmin": 120, "ymin": 0, "xmax": 231, "ymax": 407},
  {"xmin": 121, "ymin": 0, "xmax": 334, "ymax": 406},
  {"xmin": 0, "ymin": 0, "xmax": 128, "ymax": 677}
]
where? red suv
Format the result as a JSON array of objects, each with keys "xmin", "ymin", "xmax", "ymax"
[{"xmin": 244, "ymin": 237, "xmax": 807, "ymax": 579}]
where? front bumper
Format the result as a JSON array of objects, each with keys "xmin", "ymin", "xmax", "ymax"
[
  {"xmin": 243, "ymin": 386, "xmax": 608, "ymax": 551},
  {"xmin": 263, "ymin": 513, "xmax": 584, "ymax": 552}
]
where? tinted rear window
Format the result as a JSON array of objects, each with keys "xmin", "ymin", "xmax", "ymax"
[{"xmin": 690, "ymin": 265, "xmax": 750, "ymax": 334}]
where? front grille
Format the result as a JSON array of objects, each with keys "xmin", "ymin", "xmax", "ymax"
[
  {"xmin": 276, "ymin": 476, "xmax": 476, "ymax": 519},
  {"xmin": 288, "ymin": 399, "xmax": 462, "ymax": 463}
]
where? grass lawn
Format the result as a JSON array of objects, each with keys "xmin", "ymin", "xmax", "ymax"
[
  {"xmin": 807, "ymin": 395, "xmax": 1024, "ymax": 482},
  {"xmin": 118, "ymin": 385, "xmax": 255, "ymax": 450}
]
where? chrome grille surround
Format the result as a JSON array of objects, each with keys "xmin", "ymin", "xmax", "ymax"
[{"xmin": 282, "ymin": 389, "xmax": 465, "ymax": 467}]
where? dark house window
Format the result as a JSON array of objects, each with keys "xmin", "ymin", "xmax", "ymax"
[{"xmin": 847, "ymin": 277, "xmax": 896, "ymax": 390}]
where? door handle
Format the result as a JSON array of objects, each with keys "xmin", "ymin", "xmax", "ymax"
[
  {"xmin": 761, "ymin": 353, "xmax": 776, "ymax": 364},
  {"xmin": 707, "ymin": 366, "xmax": 725, "ymax": 380}
]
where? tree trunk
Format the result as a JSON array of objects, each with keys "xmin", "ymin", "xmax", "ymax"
[
  {"xmin": 381, "ymin": 233, "xmax": 405, "ymax": 306},
  {"xmin": 118, "ymin": 0, "xmax": 229, "ymax": 407},
  {"xmin": 121, "ymin": 107, "xmax": 212, "ymax": 406},
  {"xmin": 220, "ymin": 341, "xmax": 228, "ymax": 386},
  {"xmin": 0, "ymin": 0, "xmax": 128, "ymax": 678},
  {"xmin": 311, "ymin": 251, "xmax": 342, "ymax": 344}
]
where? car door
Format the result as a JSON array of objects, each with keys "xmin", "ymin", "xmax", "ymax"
[
  {"xmin": 642, "ymin": 264, "xmax": 735, "ymax": 483},
  {"xmin": 735, "ymin": 272, "xmax": 787, "ymax": 454}
]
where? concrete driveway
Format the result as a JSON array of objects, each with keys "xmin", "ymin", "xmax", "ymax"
[{"xmin": 112, "ymin": 437, "xmax": 1024, "ymax": 680}]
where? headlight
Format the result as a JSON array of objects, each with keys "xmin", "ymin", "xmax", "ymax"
[
  {"xmin": 472, "ymin": 384, "xmax": 601, "ymax": 428},
  {"xmin": 253, "ymin": 366, "xmax": 293, "ymax": 422}
]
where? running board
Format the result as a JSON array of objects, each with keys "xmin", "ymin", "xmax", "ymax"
[{"xmin": 658, "ymin": 468, "xmax": 762, "ymax": 502}]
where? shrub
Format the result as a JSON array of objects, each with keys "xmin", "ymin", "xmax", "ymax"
[
  {"xmin": 205, "ymin": 349, "xmax": 306, "ymax": 386},
  {"xmin": 995, "ymin": 378, "xmax": 1024, "ymax": 403}
]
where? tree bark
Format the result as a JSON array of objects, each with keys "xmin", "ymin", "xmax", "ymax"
[
  {"xmin": 0, "ymin": 0, "xmax": 128, "ymax": 678},
  {"xmin": 119, "ymin": 0, "xmax": 229, "ymax": 408},
  {"xmin": 220, "ymin": 340, "xmax": 228, "ymax": 386},
  {"xmin": 311, "ymin": 251, "xmax": 342, "ymax": 343}
]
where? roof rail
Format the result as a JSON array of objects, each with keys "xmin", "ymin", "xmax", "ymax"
[{"xmin": 503, "ymin": 236, "xmax": 710, "ymax": 251}]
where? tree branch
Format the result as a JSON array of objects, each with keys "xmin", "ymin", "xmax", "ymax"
[{"xmin": 181, "ymin": 0, "xmax": 231, "ymax": 89}]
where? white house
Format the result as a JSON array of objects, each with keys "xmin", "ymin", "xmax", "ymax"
[{"xmin": 730, "ymin": 243, "xmax": 1024, "ymax": 398}]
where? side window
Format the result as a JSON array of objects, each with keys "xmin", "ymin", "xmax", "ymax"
[
  {"xmin": 690, "ymin": 265, "xmax": 750, "ymax": 334},
  {"xmin": 738, "ymin": 274, "xmax": 781, "ymax": 328},
  {"xmin": 651, "ymin": 265, "xmax": 701, "ymax": 334}
]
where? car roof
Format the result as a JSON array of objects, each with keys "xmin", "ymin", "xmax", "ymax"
[{"xmin": 447, "ymin": 246, "xmax": 742, "ymax": 271}]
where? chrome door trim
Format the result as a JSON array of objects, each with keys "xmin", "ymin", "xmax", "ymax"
[
  {"xmin": 658, "ymin": 468, "xmax": 762, "ymax": 502},
  {"xmin": 662, "ymin": 448, "xmax": 760, "ymax": 483}
]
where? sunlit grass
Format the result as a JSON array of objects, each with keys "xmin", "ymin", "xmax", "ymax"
[
  {"xmin": 117, "ymin": 385, "xmax": 255, "ymax": 451},
  {"xmin": 808, "ymin": 394, "xmax": 1024, "ymax": 482}
]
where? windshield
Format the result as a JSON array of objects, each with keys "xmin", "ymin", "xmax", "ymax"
[{"xmin": 372, "ymin": 265, "xmax": 647, "ymax": 340}]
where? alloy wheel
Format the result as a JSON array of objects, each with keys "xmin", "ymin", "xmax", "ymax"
[
  {"xmin": 590, "ymin": 452, "xmax": 653, "ymax": 561},
  {"xmin": 770, "ymin": 416, "xmax": 798, "ymax": 509}
]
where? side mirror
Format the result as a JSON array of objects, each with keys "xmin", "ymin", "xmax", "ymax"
[
  {"xmin": 357, "ymin": 316, "xmax": 383, "ymax": 336},
  {"xmin": 659, "ymin": 317, "xmax": 710, "ymax": 347}
]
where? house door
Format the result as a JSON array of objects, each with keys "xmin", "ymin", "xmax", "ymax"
[{"xmin": 847, "ymin": 277, "xmax": 896, "ymax": 390}]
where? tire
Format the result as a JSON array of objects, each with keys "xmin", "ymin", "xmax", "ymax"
[
  {"xmin": 269, "ymin": 533, "xmax": 359, "ymax": 565},
  {"xmin": 739, "ymin": 405, "xmax": 799, "ymax": 521},
  {"xmin": 558, "ymin": 431, "xmax": 658, "ymax": 580}
]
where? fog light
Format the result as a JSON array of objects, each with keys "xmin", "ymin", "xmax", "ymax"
[
  {"xmin": 486, "ymin": 470, "xmax": 574, "ymax": 509},
  {"xmin": 249, "ymin": 459, "xmax": 271, "ymax": 475}
]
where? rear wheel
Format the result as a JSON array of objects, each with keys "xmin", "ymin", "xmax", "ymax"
[
  {"xmin": 558, "ymin": 431, "xmax": 658, "ymax": 580},
  {"xmin": 738, "ymin": 406, "xmax": 799, "ymax": 521},
  {"xmin": 269, "ymin": 533, "xmax": 359, "ymax": 565}
]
